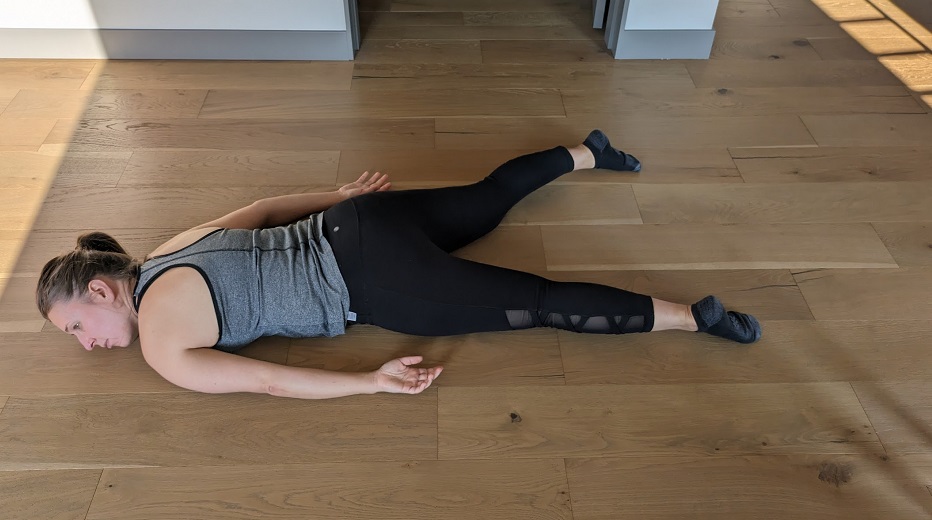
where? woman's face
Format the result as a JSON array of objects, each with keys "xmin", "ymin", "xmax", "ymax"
[{"xmin": 47, "ymin": 280, "xmax": 137, "ymax": 351}]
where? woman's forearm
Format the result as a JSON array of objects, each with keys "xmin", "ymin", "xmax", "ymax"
[
  {"xmin": 265, "ymin": 366, "xmax": 380, "ymax": 400},
  {"xmin": 255, "ymin": 191, "xmax": 348, "ymax": 228}
]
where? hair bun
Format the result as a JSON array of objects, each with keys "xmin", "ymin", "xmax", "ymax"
[{"xmin": 75, "ymin": 232, "xmax": 128, "ymax": 255}]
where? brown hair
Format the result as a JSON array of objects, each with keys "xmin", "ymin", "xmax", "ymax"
[{"xmin": 35, "ymin": 232, "xmax": 140, "ymax": 319}]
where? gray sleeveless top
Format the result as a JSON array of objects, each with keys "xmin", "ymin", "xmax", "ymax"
[{"xmin": 133, "ymin": 214, "xmax": 350, "ymax": 352}]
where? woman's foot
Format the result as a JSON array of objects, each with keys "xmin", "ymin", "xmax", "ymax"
[
  {"xmin": 583, "ymin": 129, "xmax": 641, "ymax": 172},
  {"xmin": 691, "ymin": 295, "xmax": 762, "ymax": 344}
]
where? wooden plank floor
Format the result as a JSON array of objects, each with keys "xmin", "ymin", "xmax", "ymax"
[{"xmin": 2, "ymin": 0, "xmax": 932, "ymax": 518}]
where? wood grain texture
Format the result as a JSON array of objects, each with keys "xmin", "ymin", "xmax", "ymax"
[
  {"xmin": 878, "ymin": 53, "xmax": 932, "ymax": 93},
  {"xmin": 852, "ymin": 382, "xmax": 932, "ymax": 455},
  {"xmin": 438, "ymin": 384, "xmax": 880, "ymax": 459},
  {"xmin": 0, "ymin": 60, "xmax": 96, "ymax": 90},
  {"xmin": 0, "ymin": 118, "xmax": 57, "ymax": 150},
  {"xmin": 559, "ymin": 320, "xmax": 932, "ymax": 384},
  {"xmin": 47, "ymin": 118, "xmax": 435, "ymax": 151},
  {"xmin": 731, "ymin": 146, "xmax": 932, "ymax": 183},
  {"xmin": 566, "ymin": 455, "xmax": 932, "ymax": 520},
  {"xmin": 0, "ymin": 89, "xmax": 19, "ymax": 113},
  {"xmin": 710, "ymin": 37, "xmax": 823, "ymax": 60},
  {"xmin": 0, "ymin": 150, "xmax": 62, "ymax": 189},
  {"xmin": 93, "ymin": 61, "xmax": 354, "ymax": 90},
  {"xmin": 119, "ymin": 150, "xmax": 339, "ymax": 187},
  {"xmin": 364, "ymin": 24, "xmax": 599, "ymax": 40},
  {"xmin": 351, "ymin": 62, "xmax": 695, "ymax": 90},
  {"xmin": 355, "ymin": 40, "xmax": 482, "ymax": 64},
  {"xmin": 542, "ymin": 224, "xmax": 896, "ymax": 270},
  {"xmin": 0, "ymin": 469, "xmax": 100, "ymax": 520},
  {"xmin": 436, "ymin": 115, "xmax": 816, "ymax": 149},
  {"xmin": 88, "ymin": 460, "xmax": 572, "ymax": 520},
  {"xmin": 0, "ymin": 392, "xmax": 437, "ymax": 469},
  {"xmin": 794, "ymin": 267, "xmax": 932, "ymax": 320},
  {"xmin": 290, "ymin": 326, "xmax": 564, "ymax": 386},
  {"xmin": 802, "ymin": 114, "xmax": 932, "ymax": 146},
  {"xmin": 200, "ymin": 88, "xmax": 565, "ymax": 119},
  {"xmin": 634, "ymin": 182, "xmax": 932, "ymax": 224},
  {"xmin": 871, "ymin": 222, "xmax": 932, "ymax": 267},
  {"xmin": 480, "ymin": 40, "xmax": 612, "ymax": 63},
  {"xmin": 686, "ymin": 60, "xmax": 903, "ymax": 88},
  {"xmin": 392, "ymin": 0, "xmax": 589, "ymax": 12},
  {"xmin": 561, "ymin": 85, "xmax": 924, "ymax": 117},
  {"xmin": 0, "ymin": 276, "xmax": 45, "ymax": 332}
]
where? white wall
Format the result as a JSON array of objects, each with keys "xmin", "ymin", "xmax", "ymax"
[{"xmin": 4, "ymin": 0, "xmax": 346, "ymax": 31}]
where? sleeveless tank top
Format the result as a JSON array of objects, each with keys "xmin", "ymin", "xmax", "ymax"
[{"xmin": 133, "ymin": 214, "xmax": 350, "ymax": 352}]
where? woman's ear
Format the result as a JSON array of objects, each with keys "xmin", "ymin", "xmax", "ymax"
[{"xmin": 86, "ymin": 278, "xmax": 115, "ymax": 302}]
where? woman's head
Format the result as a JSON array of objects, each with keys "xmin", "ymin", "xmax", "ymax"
[{"xmin": 37, "ymin": 232, "xmax": 141, "ymax": 350}]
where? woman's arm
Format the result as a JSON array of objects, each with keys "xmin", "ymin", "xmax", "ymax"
[
  {"xmin": 144, "ymin": 346, "xmax": 442, "ymax": 399},
  {"xmin": 195, "ymin": 171, "xmax": 391, "ymax": 230}
]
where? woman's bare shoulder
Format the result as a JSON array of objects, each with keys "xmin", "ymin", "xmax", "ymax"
[
  {"xmin": 146, "ymin": 227, "xmax": 222, "ymax": 260},
  {"xmin": 138, "ymin": 266, "xmax": 221, "ymax": 355}
]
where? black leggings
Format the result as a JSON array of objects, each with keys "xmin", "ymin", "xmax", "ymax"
[{"xmin": 322, "ymin": 146, "xmax": 654, "ymax": 336}]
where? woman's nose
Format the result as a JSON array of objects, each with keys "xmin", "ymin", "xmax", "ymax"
[{"xmin": 77, "ymin": 333, "xmax": 94, "ymax": 351}]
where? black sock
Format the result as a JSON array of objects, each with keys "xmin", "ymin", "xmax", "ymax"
[
  {"xmin": 582, "ymin": 129, "xmax": 641, "ymax": 172},
  {"xmin": 691, "ymin": 295, "xmax": 762, "ymax": 344}
]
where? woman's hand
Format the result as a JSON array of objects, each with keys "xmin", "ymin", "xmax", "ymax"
[
  {"xmin": 374, "ymin": 356, "xmax": 443, "ymax": 395},
  {"xmin": 338, "ymin": 171, "xmax": 392, "ymax": 199}
]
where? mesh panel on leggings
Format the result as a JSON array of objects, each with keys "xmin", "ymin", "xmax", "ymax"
[{"xmin": 505, "ymin": 310, "xmax": 648, "ymax": 334}]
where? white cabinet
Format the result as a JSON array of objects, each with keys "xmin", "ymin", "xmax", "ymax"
[
  {"xmin": 604, "ymin": 0, "xmax": 720, "ymax": 59},
  {"xmin": 1, "ymin": 0, "xmax": 358, "ymax": 59}
]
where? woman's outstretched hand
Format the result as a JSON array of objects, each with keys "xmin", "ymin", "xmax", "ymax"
[
  {"xmin": 374, "ymin": 356, "xmax": 443, "ymax": 395},
  {"xmin": 338, "ymin": 171, "xmax": 391, "ymax": 199}
]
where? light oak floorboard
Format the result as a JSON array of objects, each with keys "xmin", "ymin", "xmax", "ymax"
[
  {"xmin": 0, "ymin": 276, "xmax": 46, "ymax": 332},
  {"xmin": 802, "ymin": 114, "xmax": 932, "ymax": 146},
  {"xmin": 290, "ymin": 326, "xmax": 564, "ymax": 387},
  {"xmin": 87, "ymin": 460, "xmax": 572, "ymax": 520},
  {"xmin": 542, "ymin": 223, "xmax": 896, "ymax": 270},
  {"xmin": 548, "ymin": 269, "xmax": 813, "ymax": 320},
  {"xmin": 769, "ymin": 0, "xmax": 884, "ymax": 21},
  {"xmin": 119, "ymin": 150, "xmax": 340, "ymax": 188},
  {"xmin": 200, "ymin": 88, "xmax": 565, "ymax": 119},
  {"xmin": 350, "ymin": 62, "xmax": 695, "ymax": 90},
  {"xmin": 686, "ymin": 60, "xmax": 903, "ymax": 87},
  {"xmin": 794, "ymin": 267, "xmax": 932, "ymax": 320},
  {"xmin": 93, "ymin": 61, "xmax": 354, "ymax": 90},
  {"xmin": 0, "ymin": 89, "xmax": 17, "ymax": 113},
  {"xmin": 731, "ymin": 146, "xmax": 932, "ymax": 182},
  {"xmin": 47, "ymin": 118, "xmax": 435, "ymax": 151},
  {"xmin": 710, "ymin": 37, "xmax": 824, "ymax": 60},
  {"xmin": 565, "ymin": 455, "xmax": 932, "ymax": 520},
  {"xmin": 30, "ymin": 187, "xmax": 336, "ymax": 231},
  {"xmin": 561, "ymin": 85, "xmax": 924, "ymax": 117},
  {"xmin": 355, "ymin": 40, "xmax": 483, "ymax": 64},
  {"xmin": 0, "ymin": 60, "xmax": 96, "ymax": 90},
  {"xmin": 871, "ymin": 222, "xmax": 932, "ymax": 267},
  {"xmin": 364, "ymin": 24, "xmax": 600, "ymax": 40},
  {"xmin": 480, "ymin": 40, "xmax": 612, "ymax": 63},
  {"xmin": 559, "ymin": 320, "xmax": 932, "ymax": 384},
  {"xmin": 463, "ymin": 11, "xmax": 591, "ymax": 26},
  {"xmin": 0, "ymin": 118, "xmax": 57, "ymax": 149},
  {"xmin": 360, "ymin": 11, "xmax": 465, "ymax": 27},
  {"xmin": 2, "ymin": 90, "xmax": 206, "ymax": 120},
  {"xmin": 0, "ymin": 469, "xmax": 100, "ymax": 520},
  {"xmin": 878, "ymin": 52, "xmax": 932, "ymax": 93},
  {"xmin": 0, "ymin": 150, "xmax": 63, "ymax": 189},
  {"xmin": 0, "ymin": 392, "xmax": 437, "ymax": 469},
  {"xmin": 852, "ymin": 382, "xmax": 932, "ymax": 455},
  {"xmin": 634, "ymin": 182, "xmax": 932, "ymax": 224},
  {"xmin": 391, "ymin": 0, "xmax": 589, "ymax": 12},
  {"xmin": 436, "ymin": 115, "xmax": 816, "ymax": 149},
  {"xmin": 437, "ymin": 383, "xmax": 881, "ymax": 459}
]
